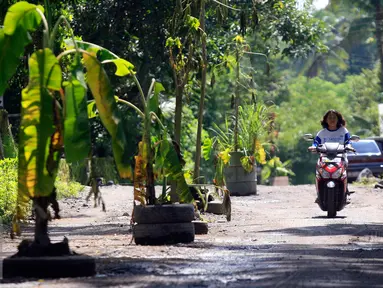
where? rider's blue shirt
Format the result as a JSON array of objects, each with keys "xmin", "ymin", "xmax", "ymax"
[{"xmin": 313, "ymin": 126, "xmax": 350, "ymax": 147}]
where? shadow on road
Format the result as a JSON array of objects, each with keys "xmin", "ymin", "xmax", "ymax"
[
  {"xmin": 6, "ymin": 223, "xmax": 132, "ymax": 239},
  {"xmin": 311, "ymin": 215, "xmax": 347, "ymax": 219},
  {"xmin": 260, "ymin": 223, "xmax": 383, "ymax": 238},
  {"xmin": 50, "ymin": 222, "xmax": 382, "ymax": 241},
  {"xmin": 49, "ymin": 223, "xmax": 132, "ymax": 236}
]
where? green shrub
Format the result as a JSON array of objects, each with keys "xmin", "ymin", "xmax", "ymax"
[
  {"xmin": 55, "ymin": 180, "xmax": 84, "ymax": 199},
  {"xmin": 0, "ymin": 158, "xmax": 18, "ymax": 223},
  {"xmin": 0, "ymin": 158, "xmax": 84, "ymax": 223},
  {"xmin": 56, "ymin": 159, "xmax": 85, "ymax": 199},
  {"xmin": 91, "ymin": 157, "xmax": 120, "ymax": 184},
  {"xmin": 69, "ymin": 159, "xmax": 90, "ymax": 185},
  {"xmin": 69, "ymin": 157, "xmax": 121, "ymax": 185}
]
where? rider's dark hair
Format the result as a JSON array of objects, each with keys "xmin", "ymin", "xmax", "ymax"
[{"xmin": 321, "ymin": 109, "xmax": 346, "ymax": 129}]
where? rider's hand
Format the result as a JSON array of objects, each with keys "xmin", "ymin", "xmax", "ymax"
[
  {"xmin": 308, "ymin": 146, "xmax": 317, "ymax": 152},
  {"xmin": 346, "ymin": 144, "xmax": 356, "ymax": 152}
]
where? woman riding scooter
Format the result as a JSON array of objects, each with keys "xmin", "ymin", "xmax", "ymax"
[{"xmin": 308, "ymin": 109, "xmax": 353, "ymax": 203}]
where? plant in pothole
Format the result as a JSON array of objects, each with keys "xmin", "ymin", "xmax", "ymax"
[
  {"xmin": 0, "ymin": 1, "xmax": 151, "ymax": 275},
  {"xmin": 202, "ymin": 35, "xmax": 272, "ymax": 197},
  {"xmin": 261, "ymin": 156, "xmax": 295, "ymax": 185},
  {"xmin": 63, "ymin": 30, "xmax": 197, "ymax": 245},
  {"xmin": 1, "ymin": 0, "xmax": 196, "ymax": 254}
]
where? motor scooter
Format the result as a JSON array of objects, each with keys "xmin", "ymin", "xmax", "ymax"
[{"xmin": 303, "ymin": 134, "xmax": 359, "ymax": 218}]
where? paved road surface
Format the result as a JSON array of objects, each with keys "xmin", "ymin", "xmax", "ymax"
[{"xmin": 1, "ymin": 184, "xmax": 382, "ymax": 287}]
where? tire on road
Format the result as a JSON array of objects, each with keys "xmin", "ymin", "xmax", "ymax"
[
  {"xmin": 133, "ymin": 204, "xmax": 195, "ymax": 224},
  {"xmin": 206, "ymin": 200, "xmax": 225, "ymax": 215},
  {"xmin": 3, "ymin": 255, "xmax": 96, "ymax": 279},
  {"xmin": 193, "ymin": 220, "xmax": 208, "ymax": 235},
  {"xmin": 134, "ymin": 222, "xmax": 195, "ymax": 245},
  {"xmin": 327, "ymin": 188, "xmax": 337, "ymax": 218}
]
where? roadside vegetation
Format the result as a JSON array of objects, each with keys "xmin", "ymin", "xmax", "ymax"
[
  {"xmin": 0, "ymin": 158, "xmax": 84, "ymax": 224},
  {"xmin": 0, "ymin": 0, "xmax": 381, "ymax": 188}
]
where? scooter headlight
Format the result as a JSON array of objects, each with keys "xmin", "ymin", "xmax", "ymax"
[
  {"xmin": 319, "ymin": 168, "xmax": 330, "ymax": 178},
  {"xmin": 331, "ymin": 168, "xmax": 342, "ymax": 179}
]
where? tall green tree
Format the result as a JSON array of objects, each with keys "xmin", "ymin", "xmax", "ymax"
[
  {"xmin": 193, "ymin": 0, "xmax": 327, "ymax": 182},
  {"xmin": 330, "ymin": 0, "xmax": 383, "ymax": 90},
  {"xmin": 276, "ymin": 71, "xmax": 380, "ymax": 184}
]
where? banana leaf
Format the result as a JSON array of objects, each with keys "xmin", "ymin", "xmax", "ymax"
[
  {"xmin": 87, "ymin": 100, "xmax": 98, "ymax": 119},
  {"xmin": 82, "ymin": 52, "xmax": 132, "ymax": 178},
  {"xmin": 202, "ymin": 137, "xmax": 213, "ymax": 161},
  {"xmin": 155, "ymin": 138, "xmax": 194, "ymax": 203},
  {"xmin": 0, "ymin": 2, "xmax": 44, "ymax": 95},
  {"xmin": 17, "ymin": 48, "xmax": 62, "ymax": 228},
  {"xmin": 149, "ymin": 82, "xmax": 164, "ymax": 115},
  {"xmin": 63, "ymin": 60, "xmax": 91, "ymax": 163},
  {"xmin": 0, "ymin": 28, "xmax": 30, "ymax": 96},
  {"xmin": 3, "ymin": 2, "xmax": 44, "ymax": 35},
  {"xmin": 64, "ymin": 39, "xmax": 135, "ymax": 76}
]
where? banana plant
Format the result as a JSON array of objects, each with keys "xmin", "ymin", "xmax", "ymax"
[
  {"xmin": 1, "ymin": 2, "xmax": 134, "ymax": 243},
  {"xmin": 83, "ymin": 70, "xmax": 194, "ymax": 206},
  {"xmin": 0, "ymin": 2, "xmax": 192, "ymax": 246},
  {"xmin": 261, "ymin": 156, "xmax": 295, "ymax": 182}
]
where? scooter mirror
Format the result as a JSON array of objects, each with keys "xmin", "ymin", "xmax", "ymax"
[
  {"xmin": 303, "ymin": 133, "xmax": 314, "ymax": 142},
  {"xmin": 350, "ymin": 135, "xmax": 360, "ymax": 142}
]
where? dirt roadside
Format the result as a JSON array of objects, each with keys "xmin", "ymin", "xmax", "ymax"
[{"xmin": 1, "ymin": 184, "xmax": 383, "ymax": 287}]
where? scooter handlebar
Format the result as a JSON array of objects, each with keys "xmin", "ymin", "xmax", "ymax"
[
  {"xmin": 307, "ymin": 145, "xmax": 356, "ymax": 154},
  {"xmin": 345, "ymin": 146, "xmax": 356, "ymax": 153},
  {"xmin": 307, "ymin": 146, "xmax": 318, "ymax": 153}
]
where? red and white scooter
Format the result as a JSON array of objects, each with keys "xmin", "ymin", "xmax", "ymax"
[{"xmin": 304, "ymin": 134, "xmax": 359, "ymax": 218}]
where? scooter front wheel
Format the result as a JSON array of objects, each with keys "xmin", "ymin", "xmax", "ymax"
[{"xmin": 327, "ymin": 187, "xmax": 337, "ymax": 218}]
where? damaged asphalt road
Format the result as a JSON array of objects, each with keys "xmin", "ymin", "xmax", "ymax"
[{"xmin": 1, "ymin": 184, "xmax": 383, "ymax": 287}]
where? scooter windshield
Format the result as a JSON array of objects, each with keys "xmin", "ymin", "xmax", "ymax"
[{"xmin": 319, "ymin": 142, "xmax": 345, "ymax": 159}]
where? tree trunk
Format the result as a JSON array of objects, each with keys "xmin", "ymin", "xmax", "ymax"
[
  {"xmin": 0, "ymin": 109, "xmax": 16, "ymax": 158},
  {"xmin": 171, "ymin": 84, "xmax": 183, "ymax": 202},
  {"xmin": 234, "ymin": 49, "xmax": 240, "ymax": 151},
  {"xmin": 144, "ymin": 83, "xmax": 156, "ymax": 205},
  {"xmin": 33, "ymin": 197, "xmax": 50, "ymax": 246},
  {"xmin": 193, "ymin": 0, "xmax": 207, "ymax": 184},
  {"xmin": 375, "ymin": 0, "xmax": 383, "ymax": 91},
  {"xmin": 145, "ymin": 135, "xmax": 156, "ymax": 205},
  {"xmin": 0, "ymin": 131, "xmax": 4, "ymax": 160},
  {"xmin": 174, "ymin": 85, "xmax": 183, "ymax": 147}
]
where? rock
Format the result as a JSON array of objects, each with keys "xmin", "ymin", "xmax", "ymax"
[
  {"xmin": 374, "ymin": 180, "xmax": 383, "ymax": 189},
  {"xmin": 96, "ymin": 177, "xmax": 103, "ymax": 186},
  {"xmin": 122, "ymin": 212, "xmax": 129, "ymax": 217},
  {"xmin": 356, "ymin": 168, "xmax": 375, "ymax": 182}
]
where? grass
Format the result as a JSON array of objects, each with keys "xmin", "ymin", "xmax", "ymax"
[
  {"xmin": 56, "ymin": 159, "xmax": 85, "ymax": 199},
  {"xmin": 70, "ymin": 157, "xmax": 121, "ymax": 185},
  {"xmin": 350, "ymin": 177, "xmax": 380, "ymax": 188},
  {"xmin": 0, "ymin": 158, "xmax": 85, "ymax": 224},
  {"xmin": 0, "ymin": 158, "xmax": 18, "ymax": 223}
]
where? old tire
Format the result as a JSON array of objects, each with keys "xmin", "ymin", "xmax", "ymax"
[
  {"xmin": 193, "ymin": 220, "xmax": 208, "ymax": 235},
  {"xmin": 133, "ymin": 222, "xmax": 195, "ymax": 245},
  {"xmin": 206, "ymin": 200, "xmax": 225, "ymax": 215},
  {"xmin": 3, "ymin": 255, "xmax": 95, "ymax": 279},
  {"xmin": 133, "ymin": 204, "xmax": 195, "ymax": 224},
  {"xmin": 327, "ymin": 188, "xmax": 337, "ymax": 218}
]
